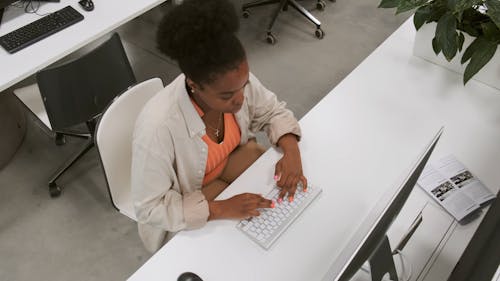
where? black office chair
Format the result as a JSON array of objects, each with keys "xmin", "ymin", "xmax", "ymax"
[
  {"xmin": 28, "ymin": 33, "xmax": 136, "ymax": 197},
  {"xmin": 242, "ymin": 0, "xmax": 335, "ymax": 44}
]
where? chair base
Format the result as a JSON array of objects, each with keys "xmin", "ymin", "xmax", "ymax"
[
  {"xmin": 48, "ymin": 139, "xmax": 94, "ymax": 197},
  {"xmin": 48, "ymin": 120, "xmax": 96, "ymax": 197},
  {"xmin": 242, "ymin": 0, "xmax": 330, "ymax": 44}
]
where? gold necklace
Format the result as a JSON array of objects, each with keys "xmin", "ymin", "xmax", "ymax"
[{"xmin": 205, "ymin": 112, "xmax": 223, "ymax": 137}]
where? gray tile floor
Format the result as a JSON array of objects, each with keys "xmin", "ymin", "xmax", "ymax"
[{"xmin": 0, "ymin": 1, "xmax": 410, "ymax": 280}]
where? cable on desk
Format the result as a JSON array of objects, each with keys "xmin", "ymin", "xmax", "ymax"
[
  {"xmin": 10, "ymin": 0, "xmax": 51, "ymax": 16},
  {"xmin": 9, "ymin": 1, "xmax": 25, "ymax": 8}
]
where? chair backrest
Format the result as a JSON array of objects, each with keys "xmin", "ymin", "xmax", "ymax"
[
  {"xmin": 36, "ymin": 33, "xmax": 136, "ymax": 131},
  {"xmin": 95, "ymin": 78, "xmax": 164, "ymax": 221}
]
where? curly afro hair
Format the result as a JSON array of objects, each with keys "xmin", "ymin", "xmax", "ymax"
[{"xmin": 157, "ymin": 0, "xmax": 246, "ymax": 85}]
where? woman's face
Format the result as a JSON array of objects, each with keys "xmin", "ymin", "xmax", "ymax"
[{"xmin": 189, "ymin": 60, "xmax": 249, "ymax": 114}]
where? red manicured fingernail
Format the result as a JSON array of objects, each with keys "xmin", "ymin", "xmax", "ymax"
[
  {"xmin": 277, "ymin": 198, "xmax": 283, "ymax": 204},
  {"xmin": 271, "ymin": 201, "xmax": 275, "ymax": 208},
  {"xmin": 288, "ymin": 196, "xmax": 294, "ymax": 202}
]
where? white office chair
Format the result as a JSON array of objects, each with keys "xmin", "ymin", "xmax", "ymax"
[{"xmin": 95, "ymin": 78, "xmax": 164, "ymax": 221}]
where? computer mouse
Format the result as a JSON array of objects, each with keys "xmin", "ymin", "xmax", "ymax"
[
  {"xmin": 78, "ymin": 0, "xmax": 94, "ymax": 12},
  {"xmin": 177, "ymin": 272, "xmax": 203, "ymax": 281}
]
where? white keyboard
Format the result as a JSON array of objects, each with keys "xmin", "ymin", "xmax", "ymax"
[{"xmin": 237, "ymin": 184, "xmax": 322, "ymax": 249}]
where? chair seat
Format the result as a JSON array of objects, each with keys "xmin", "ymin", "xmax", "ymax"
[{"xmin": 13, "ymin": 83, "xmax": 52, "ymax": 130}]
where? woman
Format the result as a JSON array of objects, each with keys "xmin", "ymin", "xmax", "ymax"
[{"xmin": 131, "ymin": 0, "xmax": 307, "ymax": 253}]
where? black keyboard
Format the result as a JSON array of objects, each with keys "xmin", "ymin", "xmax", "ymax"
[{"xmin": 0, "ymin": 6, "xmax": 84, "ymax": 54}]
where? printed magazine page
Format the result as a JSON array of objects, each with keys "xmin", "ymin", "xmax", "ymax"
[{"xmin": 417, "ymin": 155, "xmax": 495, "ymax": 221}]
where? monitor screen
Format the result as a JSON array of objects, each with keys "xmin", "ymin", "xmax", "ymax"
[
  {"xmin": 0, "ymin": 0, "xmax": 18, "ymax": 10},
  {"xmin": 0, "ymin": 0, "xmax": 17, "ymax": 26},
  {"xmin": 322, "ymin": 127, "xmax": 443, "ymax": 281},
  {"xmin": 1, "ymin": 0, "xmax": 60, "ymax": 10},
  {"xmin": 0, "ymin": 0, "xmax": 61, "ymax": 26}
]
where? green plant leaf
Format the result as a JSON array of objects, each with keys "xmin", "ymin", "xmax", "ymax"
[
  {"xmin": 435, "ymin": 13, "xmax": 459, "ymax": 61},
  {"xmin": 461, "ymin": 21, "xmax": 481, "ymax": 37},
  {"xmin": 481, "ymin": 21, "xmax": 500, "ymax": 42},
  {"xmin": 457, "ymin": 32, "xmax": 465, "ymax": 51},
  {"xmin": 461, "ymin": 36, "xmax": 481, "ymax": 63},
  {"xmin": 463, "ymin": 38, "xmax": 497, "ymax": 84},
  {"xmin": 447, "ymin": 0, "xmax": 459, "ymax": 10},
  {"xmin": 414, "ymin": 5, "xmax": 433, "ymax": 30},
  {"xmin": 396, "ymin": 0, "xmax": 428, "ymax": 14},
  {"xmin": 486, "ymin": 0, "xmax": 500, "ymax": 30},
  {"xmin": 379, "ymin": 0, "xmax": 400, "ymax": 8},
  {"xmin": 432, "ymin": 37, "xmax": 442, "ymax": 54},
  {"xmin": 452, "ymin": 0, "xmax": 483, "ymax": 20},
  {"xmin": 429, "ymin": 1, "xmax": 449, "ymax": 22}
]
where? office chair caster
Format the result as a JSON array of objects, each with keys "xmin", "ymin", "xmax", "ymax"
[
  {"xmin": 266, "ymin": 33, "xmax": 276, "ymax": 45},
  {"xmin": 49, "ymin": 182, "xmax": 62, "ymax": 197},
  {"xmin": 315, "ymin": 28, "xmax": 324, "ymax": 39},
  {"xmin": 316, "ymin": 0, "xmax": 326, "ymax": 11},
  {"xmin": 242, "ymin": 9, "xmax": 250, "ymax": 18},
  {"xmin": 55, "ymin": 133, "xmax": 66, "ymax": 146}
]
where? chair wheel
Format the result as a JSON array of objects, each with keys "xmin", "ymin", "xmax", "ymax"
[
  {"xmin": 315, "ymin": 28, "xmax": 325, "ymax": 39},
  {"xmin": 242, "ymin": 10, "xmax": 250, "ymax": 18},
  {"xmin": 55, "ymin": 133, "xmax": 66, "ymax": 146},
  {"xmin": 316, "ymin": 0, "xmax": 326, "ymax": 10},
  {"xmin": 266, "ymin": 33, "xmax": 276, "ymax": 45},
  {"xmin": 49, "ymin": 182, "xmax": 61, "ymax": 198}
]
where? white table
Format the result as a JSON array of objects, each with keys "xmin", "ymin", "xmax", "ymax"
[
  {"xmin": 128, "ymin": 18, "xmax": 500, "ymax": 281},
  {"xmin": 0, "ymin": 0, "xmax": 165, "ymax": 93},
  {"xmin": 0, "ymin": 0, "xmax": 165, "ymax": 168}
]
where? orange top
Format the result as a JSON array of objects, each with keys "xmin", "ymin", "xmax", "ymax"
[{"xmin": 191, "ymin": 99, "xmax": 241, "ymax": 185}]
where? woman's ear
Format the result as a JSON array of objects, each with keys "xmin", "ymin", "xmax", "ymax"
[{"xmin": 186, "ymin": 78, "xmax": 200, "ymax": 94}]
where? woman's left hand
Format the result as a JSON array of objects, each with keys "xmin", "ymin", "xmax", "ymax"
[{"xmin": 274, "ymin": 134, "xmax": 307, "ymax": 202}]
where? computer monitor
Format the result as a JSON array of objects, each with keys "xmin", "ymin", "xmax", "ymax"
[
  {"xmin": 0, "ymin": 0, "xmax": 17, "ymax": 10},
  {"xmin": 322, "ymin": 127, "xmax": 444, "ymax": 281},
  {"xmin": 0, "ymin": 0, "xmax": 18, "ymax": 24},
  {"xmin": 0, "ymin": 0, "xmax": 60, "ymax": 27}
]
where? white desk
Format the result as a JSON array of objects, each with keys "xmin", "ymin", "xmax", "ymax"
[
  {"xmin": 0, "ymin": 0, "xmax": 165, "ymax": 168},
  {"xmin": 0, "ymin": 0, "xmax": 165, "ymax": 93},
  {"xmin": 128, "ymin": 18, "xmax": 500, "ymax": 281}
]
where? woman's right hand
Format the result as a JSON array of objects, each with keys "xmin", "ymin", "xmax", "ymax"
[{"xmin": 208, "ymin": 193, "xmax": 274, "ymax": 220}]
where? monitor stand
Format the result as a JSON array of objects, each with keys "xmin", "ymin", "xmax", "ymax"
[{"xmin": 366, "ymin": 236, "xmax": 399, "ymax": 281}]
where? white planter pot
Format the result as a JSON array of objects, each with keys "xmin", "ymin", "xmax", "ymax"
[{"xmin": 413, "ymin": 22, "xmax": 500, "ymax": 90}]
